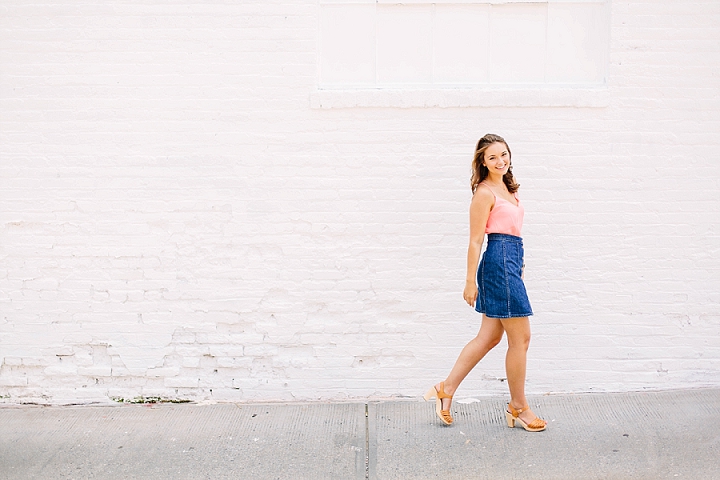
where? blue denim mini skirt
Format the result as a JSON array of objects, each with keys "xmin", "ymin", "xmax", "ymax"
[{"xmin": 475, "ymin": 233, "xmax": 533, "ymax": 319}]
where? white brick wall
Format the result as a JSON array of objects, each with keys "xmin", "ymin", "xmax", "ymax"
[{"xmin": 1, "ymin": 0, "xmax": 719, "ymax": 404}]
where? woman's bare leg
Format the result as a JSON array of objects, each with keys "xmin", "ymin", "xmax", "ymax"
[
  {"xmin": 436, "ymin": 315, "xmax": 504, "ymax": 410},
  {"xmin": 501, "ymin": 316, "xmax": 543, "ymax": 425}
]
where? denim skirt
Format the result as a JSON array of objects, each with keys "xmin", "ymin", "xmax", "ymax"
[{"xmin": 475, "ymin": 233, "xmax": 533, "ymax": 319}]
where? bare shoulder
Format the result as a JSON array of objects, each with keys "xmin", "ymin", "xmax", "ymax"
[{"xmin": 470, "ymin": 184, "xmax": 495, "ymax": 211}]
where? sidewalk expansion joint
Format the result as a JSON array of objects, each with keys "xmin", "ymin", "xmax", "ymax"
[{"xmin": 364, "ymin": 403, "xmax": 369, "ymax": 480}]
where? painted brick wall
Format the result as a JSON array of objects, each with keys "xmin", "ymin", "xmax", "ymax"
[{"xmin": 1, "ymin": 0, "xmax": 719, "ymax": 404}]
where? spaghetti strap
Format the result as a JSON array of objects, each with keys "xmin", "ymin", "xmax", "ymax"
[{"xmin": 479, "ymin": 183, "xmax": 496, "ymax": 197}]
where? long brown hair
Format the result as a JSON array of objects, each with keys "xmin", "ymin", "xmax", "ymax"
[{"xmin": 470, "ymin": 133, "xmax": 520, "ymax": 194}]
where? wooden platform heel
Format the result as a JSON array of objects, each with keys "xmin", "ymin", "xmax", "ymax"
[
  {"xmin": 423, "ymin": 382, "xmax": 453, "ymax": 425},
  {"xmin": 506, "ymin": 404, "xmax": 547, "ymax": 432}
]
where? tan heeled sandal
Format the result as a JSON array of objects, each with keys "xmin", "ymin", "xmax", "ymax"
[
  {"xmin": 506, "ymin": 404, "xmax": 547, "ymax": 432},
  {"xmin": 423, "ymin": 382, "xmax": 453, "ymax": 425}
]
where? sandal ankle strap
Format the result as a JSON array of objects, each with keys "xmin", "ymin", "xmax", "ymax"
[
  {"xmin": 436, "ymin": 382, "xmax": 453, "ymax": 400},
  {"xmin": 507, "ymin": 404, "xmax": 529, "ymax": 417}
]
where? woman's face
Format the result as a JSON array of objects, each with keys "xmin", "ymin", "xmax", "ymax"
[{"xmin": 483, "ymin": 142, "xmax": 510, "ymax": 175}]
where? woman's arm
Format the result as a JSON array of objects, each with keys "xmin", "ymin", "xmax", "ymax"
[{"xmin": 463, "ymin": 187, "xmax": 493, "ymax": 306}]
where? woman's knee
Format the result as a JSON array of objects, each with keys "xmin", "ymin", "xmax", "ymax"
[
  {"xmin": 505, "ymin": 325, "xmax": 531, "ymax": 349},
  {"xmin": 502, "ymin": 317, "xmax": 531, "ymax": 349},
  {"xmin": 488, "ymin": 333, "xmax": 503, "ymax": 349},
  {"xmin": 508, "ymin": 331, "xmax": 531, "ymax": 350},
  {"xmin": 477, "ymin": 317, "xmax": 504, "ymax": 350},
  {"xmin": 472, "ymin": 331, "xmax": 503, "ymax": 351}
]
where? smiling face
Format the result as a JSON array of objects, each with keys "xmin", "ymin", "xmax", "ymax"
[
  {"xmin": 482, "ymin": 142, "xmax": 511, "ymax": 176},
  {"xmin": 470, "ymin": 133, "xmax": 519, "ymax": 193}
]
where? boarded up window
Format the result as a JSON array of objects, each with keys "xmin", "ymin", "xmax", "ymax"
[{"xmin": 319, "ymin": 1, "xmax": 609, "ymax": 88}]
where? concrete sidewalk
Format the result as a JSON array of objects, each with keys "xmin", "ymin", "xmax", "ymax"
[{"xmin": 1, "ymin": 388, "xmax": 718, "ymax": 479}]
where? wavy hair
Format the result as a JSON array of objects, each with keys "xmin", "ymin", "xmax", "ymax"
[{"xmin": 470, "ymin": 133, "xmax": 520, "ymax": 194}]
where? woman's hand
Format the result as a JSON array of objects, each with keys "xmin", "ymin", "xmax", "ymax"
[{"xmin": 463, "ymin": 280, "xmax": 478, "ymax": 307}]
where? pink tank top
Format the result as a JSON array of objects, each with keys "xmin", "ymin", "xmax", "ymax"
[{"xmin": 485, "ymin": 190, "xmax": 524, "ymax": 237}]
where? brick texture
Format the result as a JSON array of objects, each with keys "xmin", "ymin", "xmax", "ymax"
[{"xmin": 1, "ymin": 0, "xmax": 719, "ymax": 404}]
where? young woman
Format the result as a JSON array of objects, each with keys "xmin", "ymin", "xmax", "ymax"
[{"xmin": 424, "ymin": 134, "xmax": 547, "ymax": 432}]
